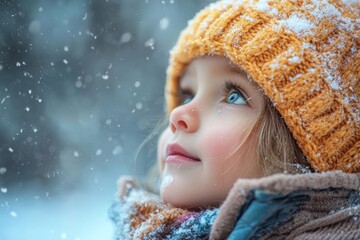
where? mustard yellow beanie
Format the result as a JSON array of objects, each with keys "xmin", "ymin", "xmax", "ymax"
[{"xmin": 165, "ymin": 0, "xmax": 360, "ymax": 173}]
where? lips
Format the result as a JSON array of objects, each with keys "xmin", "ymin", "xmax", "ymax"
[{"xmin": 166, "ymin": 144, "xmax": 201, "ymax": 163}]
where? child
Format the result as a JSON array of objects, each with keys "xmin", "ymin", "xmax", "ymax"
[{"xmin": 110, "ymin": 0, "xmax": 359, "ymax": 239}]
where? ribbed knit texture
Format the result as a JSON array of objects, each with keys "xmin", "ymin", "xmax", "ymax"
[{"xmin": 165, "ymin": 0, "xmax": 360, "ymax": 173}]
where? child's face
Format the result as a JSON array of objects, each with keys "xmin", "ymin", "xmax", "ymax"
[{"xmin": 158, "ymin": 56, "xmax": 264, "ymax": 208}]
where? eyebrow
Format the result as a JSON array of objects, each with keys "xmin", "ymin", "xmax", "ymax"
[
  {"xmin": 225, "ymin": 63, "xmax": 245, "ymax": 75},
  {"xmin": 220, "ymin": 63, "xmax": 260, "ymax": 89},
  {"xmin": 215, "ymin": 62, "xmax": 246, "ymax": 79}
]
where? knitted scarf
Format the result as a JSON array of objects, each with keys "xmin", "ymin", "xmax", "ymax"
[{"xmin": 109, "ymin": 188, "xmax": 219, "ymax": 240}]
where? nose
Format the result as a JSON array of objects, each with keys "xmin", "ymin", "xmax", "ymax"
[{"xmin": 169, "ymin": 103, "xmax": 200, "ymax": 134}]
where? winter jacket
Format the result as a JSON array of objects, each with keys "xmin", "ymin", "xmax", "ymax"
[{"xmin": 109, "ymin": 171, "xmax": 360, "ymax": 239}]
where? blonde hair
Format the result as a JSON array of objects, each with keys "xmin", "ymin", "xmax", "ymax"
[{"xmin": 256, "ymin": 98, "xmax": 311, "ymax": 175}]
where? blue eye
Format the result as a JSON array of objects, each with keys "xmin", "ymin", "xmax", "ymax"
[
  {"xmin": 226, "ymin": 91, "xmax": 246, "ymax": 105},
  {"xmin": 183, "ymin": 96, "xmax": 193, "ymax": 104},
  {"xmin": 178, "ymin": 89, "xmax": 193, "ymax": 105}
]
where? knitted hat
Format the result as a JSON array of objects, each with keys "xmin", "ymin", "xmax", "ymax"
[{"xmin": 165, "ymin": 0, "xmax": 360, "ymax": 173}]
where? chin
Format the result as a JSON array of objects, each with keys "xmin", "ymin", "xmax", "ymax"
[
  {"xmin": 161, "ymin": 190, "xmax": 221, "ymax": 210},
  {"xmin": 161, "ymin": 190, "xmax": 194, "ymax": 208},
  {"xmin": 161, "ymin": 191, "xmax": 185, "ymax": 208}
]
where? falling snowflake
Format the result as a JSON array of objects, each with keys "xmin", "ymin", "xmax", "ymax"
[
  {"xmin": 75, "ymin": 80, "xmax": 82, "ymax": 88},
  {"xmin": 0, "ymin": 167, "xmax": 6, "ymax": 174},
  {"xmin": 112, "ymin": 146, "xmax": 123, "ymax": 156},
  {"xmin": 96, "ymin": 149, "xmax": 102, "ymax": 156},
  {"xmin": 160, "ymin": 18, "xmax": 169, "ymax": 30},
  {"xmin": 144, "ymin": 38, "xmax": 155, "ymax": 50},
  {"xmin": 121, "ymin": 32, "xmax": 132, "ymax": 43},
  {"xmin": 136, "ymin": 103, "xmax": 143, "ymax": 110}
]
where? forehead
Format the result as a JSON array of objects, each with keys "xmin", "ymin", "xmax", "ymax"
[{"xmin": 182, "ymin": 55, "xmax": 245, "ymax": 78}]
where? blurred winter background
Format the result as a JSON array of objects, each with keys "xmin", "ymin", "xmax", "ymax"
[{"xmin": 0, "ymin": 0, "xmax": 213, "ymax": 239}]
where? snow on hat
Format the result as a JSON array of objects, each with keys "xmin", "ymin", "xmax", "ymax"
[{"xmin": 165, "ymin": 0, "xmax": 359, "ymax": 173}]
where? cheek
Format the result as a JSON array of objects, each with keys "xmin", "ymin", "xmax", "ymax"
[
  {"xmin": 200, "ymin": 124, "xmax": 247, "ymax": 160},
  {"xmin": 199, "ymin": 120, "xmax": 262, "ymax": 182}
]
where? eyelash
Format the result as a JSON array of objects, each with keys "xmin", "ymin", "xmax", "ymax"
[
  {"xmin": 178, "ymin": 89, "xmax": 193, "ymax": 105},
  {"xmin": 176, "ymin": 81, "xmax": 249, "ymax": 106},
  {"xmin": 221, "ymin": 81, "xmax": 248, "ymax": 104}
]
